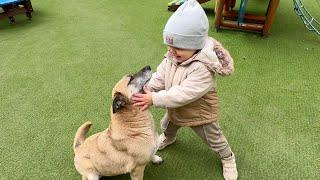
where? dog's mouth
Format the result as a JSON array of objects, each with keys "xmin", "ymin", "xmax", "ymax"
[
  {"xmin": 138, "ymin": 80, "xmax": 150, "ymax": 94},
  {"xmin": 127, "ymin": 65, "xmax": 152, "ymax": 95}
]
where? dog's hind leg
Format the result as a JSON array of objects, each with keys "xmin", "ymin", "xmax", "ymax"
[
  {"xmin": 151, "ymin": 155, "xmax": 163, "ymax": 165},
  {"xmin": 130, "ymin": 165, "xmax": 146, "ymax": 180}
]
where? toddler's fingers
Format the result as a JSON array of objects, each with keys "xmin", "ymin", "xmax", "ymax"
[
  {"xmin": 141, "ymin": 104, "xmax": 149, "ymax": 111},
  {"xmin": 132, "ymin": 93, "xmax": 144, "ymax": 98},
  {"xmin": 131, "ymin": 96, "xmax": 144, "ymax": 102},
  {"xmin": 131, "ymin": 99, "xmax": 138, "ymax": 104},
  {"xmin": 133, "ymin": 102, "xmax": 146, "ymax": 107}
]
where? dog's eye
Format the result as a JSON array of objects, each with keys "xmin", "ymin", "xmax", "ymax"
[{"xmin": 128, "ymin": 75, "xmax": 134, "ymax": 83}]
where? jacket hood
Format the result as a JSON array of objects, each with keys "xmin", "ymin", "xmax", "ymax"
[{"xmin": 165, "ymin": 37, "xmax": 234, "ymax": 76}]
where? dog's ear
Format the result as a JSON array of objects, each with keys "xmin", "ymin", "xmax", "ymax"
[{"xmin": 112, "ymin": 92, "xmax": 127, "ymax": 113}]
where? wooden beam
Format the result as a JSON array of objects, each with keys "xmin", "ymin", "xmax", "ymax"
[
  {"xmin": 0, "ymin": 7, "xmax": 26, "ymax": 20},
  {"xmin": 223, "ymin": 10, "xmax": 266, "ymax": 22},
  {"xmin": 221, "ymin": 20, "xmax": 264, "ymax": 31}
]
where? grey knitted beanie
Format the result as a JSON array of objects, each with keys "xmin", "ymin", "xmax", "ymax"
[{"xmin": 163, "ymin": 0, "xmax": 209, "ymax": 50}]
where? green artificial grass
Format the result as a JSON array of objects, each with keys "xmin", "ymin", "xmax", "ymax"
[{"xmin": 0, "ymin": 0, "xmax": 319, "ymax": 179}]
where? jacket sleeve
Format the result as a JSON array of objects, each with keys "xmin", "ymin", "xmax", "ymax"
[
  {"xmin": 146, "ymin": 58, "xmax": 166, "ymax": 92},
  {"xmin": 152, "ymin": 63, "xmax": 214, "ymax": 108},
  {"xmin": 211, "ymin": 38, "xmax": 234, "ymax": 76}
]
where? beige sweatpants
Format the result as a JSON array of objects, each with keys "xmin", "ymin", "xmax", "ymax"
[{"xmin": 161, "ymin": 114, "xmax": 233, "ymax": 159}]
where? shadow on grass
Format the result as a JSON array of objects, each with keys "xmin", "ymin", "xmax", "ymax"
[
  {"xmin": 101, "ymin": 174, "xmax": 129, "ymax": 180},
  {"xmin": 98, "ymin": 137, "xmax": 222, "ymax": 180},
  {"xmin": 204, "ymin": 7, "xmax": 215, "ymax": 16}
]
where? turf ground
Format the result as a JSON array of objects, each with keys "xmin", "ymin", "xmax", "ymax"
[{"xmin": 0, "ymin": 0, "xmax": 319, "ymax": 179}]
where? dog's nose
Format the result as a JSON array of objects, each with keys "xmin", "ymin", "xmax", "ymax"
[{"xmin": 143, "ymin": 65, "xmax": 151, "ymax": 71}]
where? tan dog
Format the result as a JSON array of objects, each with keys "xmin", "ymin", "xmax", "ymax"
[{"xmin": 73, "ymin": 66, "xmax": 163, "ymax": 180}]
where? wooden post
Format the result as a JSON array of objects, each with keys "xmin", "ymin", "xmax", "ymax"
[
  {"xmin": 23, "ymin": 0, "xmax": 33, "ymax": 19},
  {"xmin": 215, "ymin": 0, "xmax": 225, "ymax": 30},
  {"xmin": 230, "ymin": 0, "xmax": 236, "ymax": 8},
  {"xmin": 224, "ymin": 0, "xmax": 231, "ymax": 12},
  {"xmin": 262, "ymin": 0, "xmax": 280, "ymax": 36}
]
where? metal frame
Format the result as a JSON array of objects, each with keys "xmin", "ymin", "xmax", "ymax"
[
  {"xmin": 237, "ymin": 0, "xmax": 249, "ymax": 24},
  {"xmin": 293, "ymin": 0, "xmax": 320, "ymax": 35}
]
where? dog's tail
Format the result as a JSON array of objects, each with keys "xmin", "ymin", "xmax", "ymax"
[{"xmin": 73, "ymin": 121, "xmax": 92, "ymax": 152}]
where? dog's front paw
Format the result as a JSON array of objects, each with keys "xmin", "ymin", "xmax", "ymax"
[{"xmin": 151, "ymin": 155, "xmax": 163, "ymax": 165}]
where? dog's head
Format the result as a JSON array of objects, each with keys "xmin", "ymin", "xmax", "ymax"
[{"xmin": 112, "ymin": 65, "xmax": 152, "ymax": 113}]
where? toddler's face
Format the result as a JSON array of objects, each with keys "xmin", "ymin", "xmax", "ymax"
[{"xmin": 168, "ymin": 46, "xmax": 197, "ymax": 63}]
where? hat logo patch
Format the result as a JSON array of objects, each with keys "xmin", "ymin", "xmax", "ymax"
[{"xmin": 166, "ymin": 36, "xmax": 174, "ymax": 45}]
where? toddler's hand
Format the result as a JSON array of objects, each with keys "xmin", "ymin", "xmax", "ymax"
[{"xmin": 132, "ymin": 87, "xmax": 153, "ymax": 111}]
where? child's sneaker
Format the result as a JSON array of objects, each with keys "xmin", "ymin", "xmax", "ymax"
[
  {"xmin": 158, "ymin": 133, "xmax": 176, "ymax": 150},
  {"xmin": 221, "ymin": 153, "xmax": 238, "ymax": 180}
]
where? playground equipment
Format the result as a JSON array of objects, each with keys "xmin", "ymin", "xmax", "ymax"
[
  {"xmin": 0, "ymin": 0, "xmax": 33, "ymax": 24},
  {"xmin": 167, "ymin": 0, "xmax": 320, "ymax": 36},
  {"xmin": 167, "ymin": 0, "xmax": 280, "ymax": 36},
  {"xmin": 293, "ymin": 0, "xmax": 320, "ymax": 36},
  {"xmin": 214, "ymin": 0, "xmax": 280, "ymax": 36}
]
